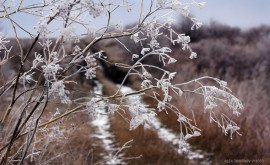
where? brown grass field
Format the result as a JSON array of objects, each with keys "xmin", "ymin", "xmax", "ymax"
[{"xmin": 0, "ymin": 21, "xmax": 270, "ymax": 164}]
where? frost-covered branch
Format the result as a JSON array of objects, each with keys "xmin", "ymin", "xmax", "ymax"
[{"xmin": 0, "ymin": 0, "xmax": 244, "ymax": 164}]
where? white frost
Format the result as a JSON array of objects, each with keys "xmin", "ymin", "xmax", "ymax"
[
  {"xmin": 120, "ymin": 86, "xmax": 209, "ymax": 162},
  {"xmin": 91, "ymin": 81, "xmax": 125, "ymax": 165}
]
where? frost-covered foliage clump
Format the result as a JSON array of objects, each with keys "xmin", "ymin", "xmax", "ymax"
[
  {"xmin": 0, "ymin": 0, "xmax": 243, "ymax": 164},
  {"xmin": 0, "ymin": 32, "xmax": 11, "ymax": 66}
]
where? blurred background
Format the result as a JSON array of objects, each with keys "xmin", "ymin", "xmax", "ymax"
[{"xmin": 1, "ymin": 0, "xmax": 270, "ymax": 164}]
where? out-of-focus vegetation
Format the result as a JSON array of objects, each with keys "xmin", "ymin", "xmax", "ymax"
[
  {"xmin": 1, "ymin": 18, "xmax": 269, "ymax": 164},
  {"xmin": 94, "ymin": 19, "xmax": 270, "ymax": 163}
]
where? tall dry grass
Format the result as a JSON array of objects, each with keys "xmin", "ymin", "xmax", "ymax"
[
  {"xmin": 141, "ymin": 73, "xmax": 270, "ymax": 163},
  {"xmin": 1, "ymin": 20, "xmax": 269, "ymax": 164},
  {"xmin": 98, "ymin": 22, "xmax": 270, "ymax": 163},
  {"xmin": 0, "ymin": 84, "xmax": 105, "ymax": 164}
]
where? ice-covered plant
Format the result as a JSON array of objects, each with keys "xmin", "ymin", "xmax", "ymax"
[
  {"xmin": 0, "ymin": 0, "xmax": 243, "ymax": 164},
  {"xmin": 0, "ymin": 32, "xmax": 11, "ymax": 66}
]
